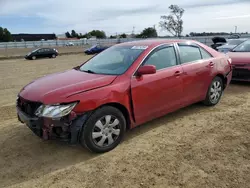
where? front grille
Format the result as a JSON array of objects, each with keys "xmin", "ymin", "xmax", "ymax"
[
  {"xmin": 232, "ymin": 68, "xmax": 250, "ymax": 80},
  {"xmin": 17, "ymin": 97, "xmax": 42, "ymax": 117}
]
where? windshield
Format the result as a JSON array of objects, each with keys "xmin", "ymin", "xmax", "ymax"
[
  {"xmin": 80, "ymin": 45, "xmax": 146, "ymax": 75},
  {"xmin": 232, "ymin": 40, "xmax": 250, "ymax": 52},
  {"xmin": 90, "ymin": 45, "xmax": 97, "ymax": 49},
  {"xmin": 227, "ymin": 39, "xmax": 245, "ymax": 45},
  {"xmin": 32, "ymin": 49, "xmax": 39, "ymax": 53}
]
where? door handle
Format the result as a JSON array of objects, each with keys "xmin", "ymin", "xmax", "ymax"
[{"xmin": 174, "ymin": 71, "xmax": 182, "ymax": 76}]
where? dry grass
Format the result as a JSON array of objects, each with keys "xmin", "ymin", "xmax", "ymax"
[{"xmin": 0, "ymin": 55, "xmax": 249, "ymax": 188}]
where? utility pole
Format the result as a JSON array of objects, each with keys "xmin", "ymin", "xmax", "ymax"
[
  {"xmin": 132, "ymin": 26, "xmax": 135, "ymax": 37},
  {"xmin": 235, "ymin": 26, "xmax": 237, "ymax": 34}
]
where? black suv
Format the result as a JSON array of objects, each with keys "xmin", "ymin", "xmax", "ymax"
[{"xmin": 25, "ymin": 48, "xmax": 58, "ymax": 60}]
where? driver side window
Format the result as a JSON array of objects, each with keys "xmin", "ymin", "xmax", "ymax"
[{"xmin": 143, "ymin": 46, "xmax": 177, "ymax": 70}]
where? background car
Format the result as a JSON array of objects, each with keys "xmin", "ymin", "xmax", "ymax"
[
  {"xmin": 84, "ymin": 44, "xmax": 109, "ymax": 55},
  {"xmin": 217, "ymin": 38, "xmax": 247, "ymax": 53},
  {"xmin": 66, "ymin": 42, "xmax": 74, "ymax": 46},
  {"xmin": 227, "ymin": 39, "xmax": 250, "ymax": 81},
  {"xmin": 211, "ymin": 37, "xmax": 227, "ymax": 50},
  {"xmin": 25, "ymin": 48, "xmax": 58, "ymax": 60}
]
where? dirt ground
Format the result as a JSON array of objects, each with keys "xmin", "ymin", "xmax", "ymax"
[{"xmin": 0, "ymin": 55, "xmax": 249, "ymax": 188}]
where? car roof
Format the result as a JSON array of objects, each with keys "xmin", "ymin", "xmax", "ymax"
[
  {"xmin": 116, "ymin": 39, "xmax": 197, "ymax": 48},
  {"xmin": 227, "ymin": 38, "xmax": 248, "ymax": 41}
]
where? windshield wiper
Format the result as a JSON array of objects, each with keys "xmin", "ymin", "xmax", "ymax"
[{"xmin": 82, "ymin": 70, "xmax": 96, "ymax": 74}]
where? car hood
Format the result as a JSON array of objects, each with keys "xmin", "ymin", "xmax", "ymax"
[
  {"xmin": 228, "ymin": 52, "xmax": 250, "ymax": 66},
  {"xmin": 19, "ymin": 69, "xmax": 117, "ymax": 104},
  {"xmin": 212, "ymin": 37, "xmax": 227, "ymax": 44},
  {"xmin": 217, "ymin": 44, "xmax": 236, "ymax": 49}
]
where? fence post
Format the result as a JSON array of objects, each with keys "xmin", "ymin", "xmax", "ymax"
[{"xmin": 5, "ymin": 43, "xmax": 7, "ymax": 57}]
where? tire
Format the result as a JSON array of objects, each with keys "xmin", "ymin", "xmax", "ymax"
[
  {"xmin": 80, "ymin": 106, "xmax": 126, "ymax": 153},
  {"xmin": 52, "ymin": 54, "xmax": 56, "ymax": 58},
  {"xmin": 32, "ymin": 56, "xmax": 36, "ymax": 60},
  {"xmin": 203, "ymin": 76, "xmax": 223, "ymax": 106}
]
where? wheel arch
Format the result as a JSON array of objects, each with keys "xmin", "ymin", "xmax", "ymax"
[
  {"xmin": 215, "ymin": 73, "xmax": 227, "ymax": 90},
  {"xmin": 98, "ymin": 102, "xmax": 131, "ymax": 130}
]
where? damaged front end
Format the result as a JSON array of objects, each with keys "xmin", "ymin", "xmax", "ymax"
[{"xmin": 16, "ymin": 97, "xmax": 90, "ymax": 144}]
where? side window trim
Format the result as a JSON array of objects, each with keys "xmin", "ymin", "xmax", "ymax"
[
  {"xmin": 141, "ymin": 44, "xmax": 178, "ymax": 71},
  {"xmin": 177, "ymin": 43, "xmax": 203, "ymax": 65}
]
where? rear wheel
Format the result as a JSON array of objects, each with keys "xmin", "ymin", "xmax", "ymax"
[
  {"xmin": 203, "ymin": 76, "xmax": 223, "ymax": 106},
  {"xmin": 32, "ymin": 56, "xmax": 36, "ymax": 60},
  {"xmin": 80, "ymin": 106, "xmax": 126, "ymax": 153}
]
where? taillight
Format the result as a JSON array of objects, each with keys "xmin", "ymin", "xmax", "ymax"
[{"xmin": 227, "ymin": 58, "xmax": 232, "ymax": 70}]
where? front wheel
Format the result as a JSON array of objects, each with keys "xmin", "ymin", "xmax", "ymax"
[
  {"xmin": 32, "ymin": 56, "xmax": 36, "ymax": 60},
  {"xmin": 80, "ymin": 106, "xmax": 126, "ymax": 153},
  {"xmin": 203, "ymin": 76, "xmax": 223, "ymax": 106},
  {"xmin": 52, "ymin": 54, "xmax": 56, "ymax": 58}
]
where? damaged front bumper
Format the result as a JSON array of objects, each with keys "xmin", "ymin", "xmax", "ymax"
[{"xmin": 17, "ymin": 107, "xmax": 90, "ymax": 144}]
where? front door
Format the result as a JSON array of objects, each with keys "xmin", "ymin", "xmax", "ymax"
[{"xmin": 131, "ymin": 44, "xmax": 184, "ymax": 125}]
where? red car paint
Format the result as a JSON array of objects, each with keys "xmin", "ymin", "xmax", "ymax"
[
  {"xmin": 228, "ymin": 52, "xmax": 250, "ymax": 81},
  {"xmin": 18, "ymin": 39, "xmax": 232, "ymax": 131}
]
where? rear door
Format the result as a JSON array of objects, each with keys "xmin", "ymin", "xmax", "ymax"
[
  {"xmin": 36, "ymin": 49, "xmax": 45, "ymax": 58},
  {"xmin": 176, "ymin": 43, "xmax": 214, "ymax": 105},
  {"xmin": 43, "ymin": 48, "xmax": 51, "ymax": 57},
  {"xmin": 131, "ymin": 44, "xmax": 184, "ymax": 124}
]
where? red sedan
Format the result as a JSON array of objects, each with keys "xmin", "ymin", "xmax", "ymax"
[
  {"xmin": 17, "ymin": 39, "xmax": 232, "ymax": 153},
  {"xmin": 227, "ymin": 39, "xmax": 250, "ymax": 81}
]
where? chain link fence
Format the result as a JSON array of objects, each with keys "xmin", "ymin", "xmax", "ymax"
[
  {"xmin": 2, "ymin": 35, "xmax": 250, "ymax": 49},
  {"xmin": 1, "ymin": 35, "xmax": 250, "ymax": 58}
]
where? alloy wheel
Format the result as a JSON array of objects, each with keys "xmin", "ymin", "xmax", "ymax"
[{"xmin": 210, "ymin": 80, "xmax": 222, "ymax": 104}]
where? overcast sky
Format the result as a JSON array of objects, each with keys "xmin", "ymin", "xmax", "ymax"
[{"xmin": 0, "ymin": 0, "xmax": 250, "ymax": 36}]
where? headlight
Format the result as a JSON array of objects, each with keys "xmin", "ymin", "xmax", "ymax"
[{"xmin": 35, "ymin": 102, "xmax": 78, "ymax": 118}]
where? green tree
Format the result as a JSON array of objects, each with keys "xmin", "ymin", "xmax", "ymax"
[
  {"xmin": 137, "ymin": 27, "xmax": 158, "ymax": 38},
  {"xmin": 65, "ymin": 31, "xmax": 71, "ymax": 38},
  {"xmin": 0, "ymin": 27, "xmax": 4, "ymax": 41},
  {"xmin": 82, "ymin": 32, "xmax": 91, "ymax": 39},
  {"xmin": 89, "ymin": 30, "xmax": 106, "ymax": 39},
  {"xmin": 110, "ymin": 35, "xmax": 116, "ymax": 39},
  {"xmin": 159, "ymin": 5, "xmax": 185, "ymax": 37},
  {"xmin": 120, "ymin": 33, "xmax": 127, "ymax": 38},
  {"xmin": 71, "ymin": 30, "xmax": 78, "ymax": 38},
  {"xmin": 0, "ymin": 27, "xmax": 12, "ymax": 42}
]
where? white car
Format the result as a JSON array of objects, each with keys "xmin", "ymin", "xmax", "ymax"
[{"xmin": 66, "ymin": 42, "xmax": 74, "ymax": 46}]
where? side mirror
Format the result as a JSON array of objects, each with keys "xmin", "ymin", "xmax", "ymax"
[{"xmin": 137, "ymin": 65, "xmax": 156, "ymax": 76}]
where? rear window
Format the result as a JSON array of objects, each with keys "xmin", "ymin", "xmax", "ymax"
[
  {"xmin": 178, "ymin": 45, "xmax": 202, "ymax": 64},
  {"xmin": 200, "ymin": 48, "xmax": 212, "ymax": 59}
]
